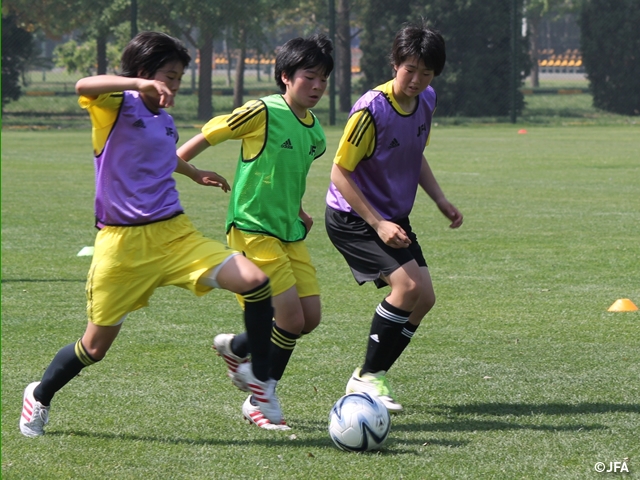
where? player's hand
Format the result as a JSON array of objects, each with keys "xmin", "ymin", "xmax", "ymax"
[
  {"xmin": 194, "ymin": 169, "xmax": 231, "ymax": 192},
  {"xmin": 300, "ymin": 210, "xmax": 314, "ymax": 232},
  {"xmin": 437, "ymin": 200, "xmax": 463, "ymax": 229},
  {"xmin": 375, "ymin": 220, "xmax": 411, "ymax": 249},
  {"xmin": 138, "ymin": 79, "xmax": 175, "ymax": 108}
]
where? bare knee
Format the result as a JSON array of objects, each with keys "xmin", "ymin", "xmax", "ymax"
[
  {"xmin": 214, "ymin": 255, "xmax": 269, "ymax": 294},
  {"xmin": 390, "ymin": 277, "xmax": 422, "ymax": 309}
]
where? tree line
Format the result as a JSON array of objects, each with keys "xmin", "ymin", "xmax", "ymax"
[{"xmin": 3, "ymin": 0, "xmax": 639, "ymax": 117}]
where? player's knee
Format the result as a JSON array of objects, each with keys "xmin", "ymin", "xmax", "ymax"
[
  {"xmin": 302, "ymin": 314, "xmax": 321, "ymax": 334},
  {"xmin": 421, "ymin": 291, "xmax": 436, "ymax": 313},
  {"xmin": 401, "ymin": 278, "xmax": 423, "ymax": 305},
  {"xmin": 79, "ymin": 341, "xmax": 107, "ymax": 363},
  {"xmin": 240, "ymin": 263, "xmax": 269, "ymax": 292}
]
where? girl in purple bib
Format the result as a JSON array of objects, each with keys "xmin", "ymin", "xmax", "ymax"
[{"xmin": 325, "ymin": 21, "xmax": 463, "ymax": 412}]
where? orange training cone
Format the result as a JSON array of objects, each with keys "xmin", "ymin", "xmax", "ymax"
[
  {"xmin": 518, "ymin": 129, "xmax": 528, "ymax": 134},
  {"xmin": 607, "ymin": 298, "xmax": 639, "ymax": 312}
]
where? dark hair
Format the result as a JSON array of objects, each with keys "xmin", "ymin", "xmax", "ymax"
[
  {"xmin": 120, "ymin": 31, "xmax": 191, "ymax": 79},
  {"xmin": 274, "ymin": 34, "xmax": 334, "ymax": 92},
  {"xmin": 390, "ymin": 21, "xmax": 446, "ymax": 77}
]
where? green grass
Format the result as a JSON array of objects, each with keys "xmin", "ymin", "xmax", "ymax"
[{"xmin": 2, "ymin": 125, "xmax": 639, "ymax": 479}]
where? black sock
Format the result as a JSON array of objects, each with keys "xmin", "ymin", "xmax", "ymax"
[
  {"xmin": 240, "ymin": 279, "xmax": 273, "ymax": 382},
  {"xmin": 382, "ymin": 321, "xmax": 419, "ymax": 373},
  {"xmin": 361, "ymin": 300, "xmax": 410, "ymax": 375},
  {"xmin": 230, "ymin": 332, "xmax": 250, "ymax": 358},
  {"xmin": 269, "ymin": 324, "xmax": 299, "ymax": 381},
  {"xmin": 34, "ymin": 339, "xmax": 98, "ymax": 406}
]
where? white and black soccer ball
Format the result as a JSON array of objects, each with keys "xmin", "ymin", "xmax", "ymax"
[{"xmin": 328, "ymin": 392, "xmax": 391, "ymax": 452}]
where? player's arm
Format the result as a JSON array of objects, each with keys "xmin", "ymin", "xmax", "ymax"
[
  {"xmin": 299, "ymin": 206, "xmax": 313, "ymax": 232},
  {"xmin": 330, "ymin": 110, "xmax": 411, "ymax": 248},
  {"xmin": 418, "ymin": 155, "xmax": 463, "ymax": 228},
  {"xmin": 177, "ymin": 134, "xmax": 212, "ymax": 162},
  {"xmin": 75, "ymin": 75, "xmax": 175, "ymax": 107},
  {"xmin": 174, "ymin": 156, "xmax": 230, "ymax": 191},
  {"xmin": 178, "ymin": 100, "xmax": 266, "ymax": 163}
]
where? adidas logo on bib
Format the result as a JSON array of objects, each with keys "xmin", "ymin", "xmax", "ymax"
[
  {"xmin": 281, "ymin": 139, "xmax": 293, "ymax": 149},
  {"xmin": 388, "ymin": 138, "xmax": 400, "ymax": 148}
]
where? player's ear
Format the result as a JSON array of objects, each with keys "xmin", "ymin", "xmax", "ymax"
[{"xmin": 281, "ymin": 71, "xmax": 291, "ymax": 88}]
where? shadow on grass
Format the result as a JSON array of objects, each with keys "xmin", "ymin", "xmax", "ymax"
[
  {"xmin": 432, "ymin": 402, "xmax": 640, "ymax": 416},
  {"xmin": 46, "ymin": 428, "xmax": 334, "ymax": 449},
  {"xmin": 44, "ymin": 428, "xmax": 469, "ymax": 455},
  {"xmin": 392, "ymin": 419, "xmax": 605, "ymax": 434},
  {"xmin": 386, "ymin": 401, "xmax": 639, "ymax": 435}
]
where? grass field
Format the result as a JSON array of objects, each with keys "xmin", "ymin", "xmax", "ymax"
[{"xmin": 2, "ymin": 124, "xmax": 639, "ymax": 479}]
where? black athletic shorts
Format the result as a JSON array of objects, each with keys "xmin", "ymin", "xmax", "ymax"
[{"xmin": 325, "ymin": 206, "xmax": 427, "ymax": 288}]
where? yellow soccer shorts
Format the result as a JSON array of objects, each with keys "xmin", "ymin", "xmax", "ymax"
[
  {"xmin": 227, "ymin": 226, "xmax": 320, "ymax": 307},
  {"xmin": 86, "ymin": 214, "xmax": 235, "ymax": 326}
]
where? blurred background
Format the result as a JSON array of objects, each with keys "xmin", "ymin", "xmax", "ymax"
[{"xmin": 2, "ymin": 0, "xmax": 639, "ymax": 127}]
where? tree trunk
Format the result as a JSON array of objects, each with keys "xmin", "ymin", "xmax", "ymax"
[
  {"xmin": 224, "ymin": 33, "xmax": 232, "ymax": 87},
  {"xmin": 197, "ymin": 32, "xmax": 214, "ymax": 120},
  {"xmin": 233, "ymin": 26, "xmax": 247, "ymax": 109},
  {"xmin": 337, "ymin": 0, "xmax": 352, "ymax": 112},
  {"xmin": 97, "ymin": 34, "xmax": 107, "ymax": 75},
  {"xmin": 529, "ymin": 17, "xmax": 540, "ymax": 88}
]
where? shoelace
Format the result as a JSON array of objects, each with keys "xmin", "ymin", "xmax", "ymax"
[{"xmin": 33, "ymin": 403, "xmax": 49, "ymax": 424}]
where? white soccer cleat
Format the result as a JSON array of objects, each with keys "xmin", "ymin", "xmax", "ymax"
[
  {"xmin": 235, "ymin": 362, "xmax": 283, "ymax": 424},
  {"xmin": 20, "ymin": 382, "xmax": 50, "ymax": 437},
  {"xmin": 242, "ymin": 395, "xmax": 291, "ymax": 431},
  {"xmin": 213, "ymin": 333, "xmax": 250, "ymax": 392},
  {"xmin": 346, "ymin": 368, "xmax": 403, "ymax": 412}
]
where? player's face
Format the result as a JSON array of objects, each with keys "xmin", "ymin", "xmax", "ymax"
[
  {"xmin": 142, "ymin": 61, "xmax": 185, "ymax": 111},
  {"xmin": 154, "ymin": 61, "xmax": 185, "ymax": 95},
  {"xmin": 393, "ymin": 56, "xmax": 434, "ymax": 101},
  {"xmin": 282, "ymin": 66, "xmax": 328, "ymax": 118}
]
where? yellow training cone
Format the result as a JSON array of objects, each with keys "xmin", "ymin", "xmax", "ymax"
[{"xmin": 607, "ymin": 298, "xmax": 638, "ymax": 312}]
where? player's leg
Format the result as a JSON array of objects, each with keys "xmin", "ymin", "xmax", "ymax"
[
  {"xmin": 20, "ymin": 322, "xmax": 122, "ymax": 438},
  {"xmin": 269, "ymin": 238, "xmax": 322, "ymax": 381},
  {"xmin": 21, "ymin": 223, "xmax": 154, "ymax": 437},
  {"xmin": 380, "ymin": 266, "xmax": 435, "ymax": 374},
  {"xmin": 362, "ymin": 259, "xmax": 423, "ymax": 375},
  {"xmin": 199, "ymin": 254, "xmax": 282, "ymax": 424},
  {"xmin": 326, "ymin": 208, "xmax": 419, "ymax": 411},
  {"xmin": 215, "ymin": 230, "xmax": 314, "ymax": 381}
]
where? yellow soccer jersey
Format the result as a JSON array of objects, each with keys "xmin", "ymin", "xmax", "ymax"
[
  {"xmin": 334, "ymin": 80, "xmax": 432, "ymax": 172},
  {"xmin": 201, "ymin": 97, "xmax": 314, "ymax": 158},
  {"xmin": 78, "ymin": 93, "xmax": 124, "ymax": 155}
]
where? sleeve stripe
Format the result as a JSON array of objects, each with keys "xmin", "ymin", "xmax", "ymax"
[
  {"xmin": 347, "ymin": 110, "xmax": 373, "ymax": 147},
  {"xmin": 227, "ymin": 101, "xmax": 266, "ymax": 130}
]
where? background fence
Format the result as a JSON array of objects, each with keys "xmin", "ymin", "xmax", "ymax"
[{"xmin": 2, "ymin": 0, "xmax": 639, "ymax": 127}]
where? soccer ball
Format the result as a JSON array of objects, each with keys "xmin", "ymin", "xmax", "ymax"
[{"xmin": 328, "ymin": 392, "xmax": 391, "ymax": 452}]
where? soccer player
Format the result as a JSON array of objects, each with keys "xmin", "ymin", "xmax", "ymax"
[
  {"xmin": 177, "ymin": 34, "xmax": 333, "ymax": 430},
  {"xmin": 20, "ymin": 31, "xmax": 281, "ymax": 438},
  {"xmin": 325, "ymin": 22, "xmax": 463, "ymax": 412}
]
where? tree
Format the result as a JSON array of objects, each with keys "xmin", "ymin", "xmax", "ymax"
[
  {"xmin": 2, "ymin": 14, "xmax": 34, "ymax": 109},
  {"xmin": 420, "ymin": 0, "xmax": 530, "ymax": 117},
  {"xmin": 143, "ymin": 0, "xmax": 227, "ymax": 120},
  {"xmin": 524, "ymin": 0, "xmax": 577, "ymax": 87},
  {"xmin": 358, "ymin": 0, "xmax": 407, "ymax": 92},
  {"xmin": 358, "ymin": 0, "xmax": 529, "ymax": 117},
  {"xmin": 580, "ymin": 0, "xmax": 640, "ymax": 115},
  {"xmin": 336, "ymin": 0, "xmax": 352, "ymax": 112},
  {"xmin": 3, "ymin": 0, "xmax": 129, "ymax": 75}
]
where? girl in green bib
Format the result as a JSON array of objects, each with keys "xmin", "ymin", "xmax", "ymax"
[{"xmin": 178, "ymin": 34, "xmax": 333, "ymax": 430}]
